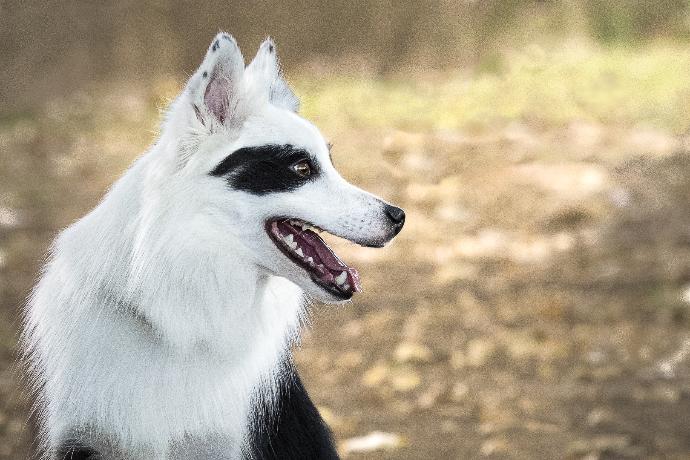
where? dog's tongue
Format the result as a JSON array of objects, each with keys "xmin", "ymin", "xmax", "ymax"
[
  {"xmin": 277, "ymin": 221, "xmax": 362, "ymax": 293},
  {"xmin": 295, "ymin": 226, "xmax": 362, "ymax": 292}
]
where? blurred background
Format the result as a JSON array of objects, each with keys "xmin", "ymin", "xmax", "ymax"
[{"xmin": 3, "ymin": 1, "xmax": 690, "ymax": 458}]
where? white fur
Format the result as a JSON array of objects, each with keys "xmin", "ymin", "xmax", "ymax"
[{"xmin": 22, "ymin": 33, "xmax": 395, "ymax": 459}]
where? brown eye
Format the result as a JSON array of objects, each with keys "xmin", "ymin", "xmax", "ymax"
[{"xmin": 292, "ymin": 160, "xmax": 312, "ymax": 177}]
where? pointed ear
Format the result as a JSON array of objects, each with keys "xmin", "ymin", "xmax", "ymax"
[
  {"xmin": 189, "ymin": 33, "xmax": 245, "ymax": 126},
  {"xmin": 246, "ymin": 38, "xmax": 299, "ymax": 112}
]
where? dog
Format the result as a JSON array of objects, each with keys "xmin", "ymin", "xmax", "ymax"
[{"xmin": 21, "ymin": 33, "xmax": 404, "ymax": 459}]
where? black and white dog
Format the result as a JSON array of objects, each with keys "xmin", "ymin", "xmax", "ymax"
[{"xmin": 22, "ymin": 33, "xmax": 404, "ymax": 459}]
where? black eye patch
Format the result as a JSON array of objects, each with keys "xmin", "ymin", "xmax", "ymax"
[{"xmin": 210, "ymin": 144, "xmax": 318, "ymax": 195}]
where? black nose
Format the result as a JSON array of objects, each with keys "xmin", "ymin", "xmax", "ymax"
[{"xmin": 385, "ymin": 205, "xmax": 405, "ymax": 229}]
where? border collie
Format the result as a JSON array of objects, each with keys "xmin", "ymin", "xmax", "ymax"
[{"xmin": 21, "ymin": 33, "xmax": 404, "ymax": 459}]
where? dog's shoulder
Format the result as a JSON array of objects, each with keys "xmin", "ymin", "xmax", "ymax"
[{"xmin": 245, "ymin": 362, "xmax": 339, "ymax": 460}]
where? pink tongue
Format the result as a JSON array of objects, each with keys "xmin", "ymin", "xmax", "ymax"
[
  {"xmin": 281, "ymin": 222, "xmax": 362, "ymax": 293},
  {"xmin": 299, "ymin": 230, "xmax": 348, "ymax": 270},
  {"xmin": 346, "ymin": 268, "xmax": 362, "ymax": 292}
]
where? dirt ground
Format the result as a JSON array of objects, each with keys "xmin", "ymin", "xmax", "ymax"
[
  {"xmin": 2, "ymin": 87, "xmax": 690, "ymax": 459},
  {"xmin": 295, "ymin": 124, "xmax": 690, "ymax": 459}
]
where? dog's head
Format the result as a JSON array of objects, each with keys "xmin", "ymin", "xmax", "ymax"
[{"xmin": 159, "ymin": 33, "xmax": 404, "ymax": 303}]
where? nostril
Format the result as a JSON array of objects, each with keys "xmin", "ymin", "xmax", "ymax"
[{"xmin": 385, "ymin": 205, "xmax": 405, "ymax": 226}]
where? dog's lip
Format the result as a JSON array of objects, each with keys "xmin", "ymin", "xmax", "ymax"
[{"xmin": 265, "ymin": 218, "xmax": 362, "ymax": 299}]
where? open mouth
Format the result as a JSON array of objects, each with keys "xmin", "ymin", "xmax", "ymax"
[{"xmin": 266, "ymin": 218, "xmax": 362, "ymax": 300}]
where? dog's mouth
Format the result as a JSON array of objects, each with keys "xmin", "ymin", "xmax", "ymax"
[{"xmin": 266, "ymin": 218, "xmax": 362, "ymax": 300}]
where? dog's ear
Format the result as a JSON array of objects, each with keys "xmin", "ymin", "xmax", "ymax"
[
  {"xmin": 246, "ymin": 38, "xmax": 299, "ymax": 112},
  {"xmin": 188, "ymin": 33, "xmax": 245, "ymax": 126}
]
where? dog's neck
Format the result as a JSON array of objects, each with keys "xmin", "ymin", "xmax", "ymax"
[{"xmin": 98, "ymin": 141, "xmax": 304, "ymax": 355}]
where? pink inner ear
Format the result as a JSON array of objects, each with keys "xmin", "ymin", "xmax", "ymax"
[{"xmin": 204, "ymin": 72, "xmax": 230, "ymax": 124}]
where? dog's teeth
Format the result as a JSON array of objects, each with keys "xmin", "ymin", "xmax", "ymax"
[
  {"xmin": 335, "ymin": 271, "xmax": 347, "ymax": 285},
  {"xmin": 295, "ymin": 247, "xmax": 304, "ymax": 257},
  {"xmin": 284, "ymin": 234, "xmax": 294, "ymax": 244},
  {"xmin": 343, "ymin": 283, "xmax": 350, "ymax": 291},
  {"xmin": 289, "ymin": 241, "xmax": 297, "ymax": 250},
  {"xmin": 307, "ymin": 257, "xmax": 314, "ymax": 265}
]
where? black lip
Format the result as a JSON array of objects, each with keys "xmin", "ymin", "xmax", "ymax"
[
  {"xmin": 312, "ymin": 274, "xmax": 352, "ymax": 300},
  {"xmin": 264, "ymin": 219, "xmax": 352, "ymax": 301},
  {"xmin": 361, "ymin": 241, "xmax": 386, "ymax": 248}
]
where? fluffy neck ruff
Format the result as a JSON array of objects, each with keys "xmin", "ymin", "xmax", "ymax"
[{"xmin": 24, "ymin": 140, "xmax": 306, "ymax": 458}]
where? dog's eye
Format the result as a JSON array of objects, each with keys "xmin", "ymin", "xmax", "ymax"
[{"xmin": 292, "ymin": 160, "xmax": 312, "ymax": 177}]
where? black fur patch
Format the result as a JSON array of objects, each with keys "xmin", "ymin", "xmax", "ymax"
[
  {"xmin": 210, "ymin": 144, "xmax": 318, "ymax": 195},
  {"xmin": 55, "ymin": 439, "xmax": 100, "ymax": 460},
  {"xmin": 244, "ymin": 361, "xmax": 339, "ymax": 459}
]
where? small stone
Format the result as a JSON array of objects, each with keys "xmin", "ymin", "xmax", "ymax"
[
  {"xmin": 341, "ymin": 431, "xmax": 403, "ymax": 454},
  {"xmin": 394, "ymin": 342, "xmax": 433, "ymax": 364},
  {"xmin": 450, "ymin": 382, "xmax": 469, "ymax": 402},
  {"xmin": 586, "ymin": 350, "xmax": 606, "ymax": 365},
  {"xmin": 586, "ymin": 407, "xmax": 614, "ymax": 428},
  {"xmin": 362, "ymin": 364, "xmax": 389, "ymax": 387},
  {"xmin": 390, "ymin": 368, "xmax": 421, "ymax": 392},
  {"xmin": 466, "ymin": 338, "xmax": 496, "ymax": 367},
  {"xmin": 417, "ymin": 382, "xmax": 444, "ymax": 408},
  {"xmin": 317, "ymin": 406, "xmax": 341, "ymax": 429},
  {"xmin": 480, "ymin": 438, "xmax": 509, "ymax": 456}
]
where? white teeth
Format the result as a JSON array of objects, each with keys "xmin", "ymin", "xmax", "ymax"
[
  {"xmin": 343, "ymin": 283, "xmax": 350, "ymax": 291},
  {"xmin": 307, "ymin": 257, "xmax": 314, "ymax": 265},
  {"xmin": 295, "ymin": 247, "xmax": 304, "ymax": 257},
  {"xmin": 335, "ymin": 271, "xmax": 347, "ymax": 285},
  {"xmin": 282, "ymin": 233, "xmax": 298, "ymax": 250}
]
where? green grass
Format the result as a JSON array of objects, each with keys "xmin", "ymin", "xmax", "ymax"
[{"xmin": 296, "ymin": 44, "xmax": 690, "ymax": 134}]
